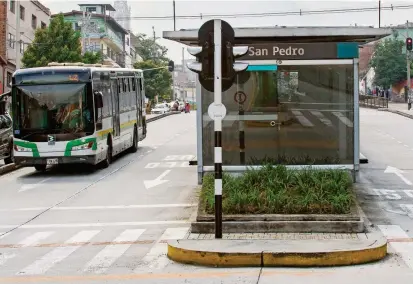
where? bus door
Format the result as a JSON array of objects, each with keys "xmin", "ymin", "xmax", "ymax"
[
  {"xmin": 136, "ymin": 78, "xmax": 143, "ymax": 131},
  {"xmin": 110, "ymin": 78, "xmax": 120, "ymax": 137}
]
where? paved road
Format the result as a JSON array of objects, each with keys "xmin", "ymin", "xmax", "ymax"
[{"xmin": 0, "ymin": 109, "xmax": 412, "ymax": 283}]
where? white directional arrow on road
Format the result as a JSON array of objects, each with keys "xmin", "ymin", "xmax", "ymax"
[
  {"xmin": 144, "ymin": 170, "xmax": 171, "ymax": 189},
  {"xmin": 384, "ymin": 166, "xmax": 412, "ymax": 186}
]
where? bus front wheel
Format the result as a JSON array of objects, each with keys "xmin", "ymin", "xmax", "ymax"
[
  {"xmin": 130, "ymin": 128, "xmax": 138, "ymax": 153},
  {"xmin": 101, "ymin": 143, "xmax": 112, "ymax": 168},
  {"xmin": 34, "ymin": 165, "xmax": 47, "ymax": 172}
]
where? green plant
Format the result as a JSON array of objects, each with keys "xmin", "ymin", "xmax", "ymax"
[{"xmin": 200, "ymin": 164, "xmax": 353, "ymax": 215}]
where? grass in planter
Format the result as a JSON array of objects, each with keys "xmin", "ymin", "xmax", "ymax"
[{"xmin": 200, "ymin": 164, "xmax": 354, "ymax": 215}]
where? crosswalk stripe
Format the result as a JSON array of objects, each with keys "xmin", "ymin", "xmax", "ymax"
[
  {"xmin": 19, "ymin": 232, "xmax": 54, "ymax": 247},
  {"xmin": 136, "ymin": 227, "xmax": 189, "ymax": 272},
  {"xmin": 17, "ymin": 230, "xmax": 100, "ymax": 275},
  {"xmin": 332, "ymin": 112, "xmax": 353, "ymax": 127},
  {"xmin": 83, "ymin": 229, "xmax": 145, "ymax": 274},
  {"xmin": 310, "ymin": 110, "xmax": 333, "ymax": 127},
  {"xmin": 378, "ymin": 225, "xmax": 413, "ymax": 270},
  {"xmin": 0, "ymin": 253, "xmax": 16, "ymax": 266},
  {"xmin": 292, "ymin": 110, "xmax": 314, "ymax": 127}
]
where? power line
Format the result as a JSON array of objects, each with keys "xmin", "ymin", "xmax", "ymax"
[{"xmin": 112, "ymin": 3, "xmax": 413, "ymax": 21}]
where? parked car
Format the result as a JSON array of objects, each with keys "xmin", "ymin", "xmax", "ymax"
[{"xmin": 151, "ymin": 104, "xmax": 170, "ymax": 114}]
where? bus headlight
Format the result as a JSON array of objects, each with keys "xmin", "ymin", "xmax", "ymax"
[
  {"xmin": 72, "ymin": 141, "xmax": 94, "ymax": 151},
  {"xmin": 14, "ymin": 145, "xmax": 33, "ymax": 152}
]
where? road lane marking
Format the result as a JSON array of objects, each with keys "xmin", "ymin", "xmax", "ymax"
[
  {"xmin": 135, "ymin": 227, "xmax": 189, "ymax": 272},
  {"xmin": 0, "ymin": 253, "xmax": 15, "ymax": 267},
  {"xmin": 291, "ymin": 110, "xmax": 314, "ymax": 127},
  {"xmin": 0, "ymin": 221, "xmax": 189, "ymax": 229},
  {"xmin": 18, "ymin": 177, "xmax": 52, "ymax": 193},
  {"xmin": 332, "ymin": 112, "xmax": 354, "ymax": 127},
  {"xmin": 144, "ymin": 162, "xmax": 190, "ymax": 169},
  {"xmin": 310, "ymin": 110, "xmax": 333, "ymax": 126},
  {"xmin": 19, "ymin": 231, "xmax": 54, "ymax": 247},
  {"xmin": 17, "ymin": 230, "xmax": 100, "ymax": 275},
  {"xmin": 378, "ymin": 225, "xmax": 413, "ymax": 270},
  {"xmin": 83, "ymin": 229, "xmax": 145, "ymax": 274},
  {"xmin": 163, "ymin": 155, "xmax": 195, "ymax": 161}
]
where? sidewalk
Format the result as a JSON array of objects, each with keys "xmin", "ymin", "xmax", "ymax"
[
  {"xmin": 167, "ymin": 231, "xmax": 387, "ymax": 267},
  {"xmin": 380, "ymin": 102, "xmax": 413, "ymax": 119}
]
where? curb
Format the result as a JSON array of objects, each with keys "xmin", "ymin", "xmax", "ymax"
[
  {"xmin": 147, "ymin": 111, "xmax": 181, "ymax": 123},
  {"xmin": 167, "ymin": 237, "xmax": 387, "ymax": 267},
  {"xmin": 377, "ymin": 108, "xmax": 413, "ymax": 119}
]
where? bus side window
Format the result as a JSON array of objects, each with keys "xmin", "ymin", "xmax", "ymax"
[{"xmin": 130, "ymin": 78, "xmax": 136, "ymax": 110}]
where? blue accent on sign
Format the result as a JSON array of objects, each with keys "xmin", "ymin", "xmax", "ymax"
[
  {"xmin": 247, "ymin": 65, "xmax": 278, "ymax": 71},
  {"xmin": 337, "ymin": 43, "xmax": 359, "ymax": 59}
]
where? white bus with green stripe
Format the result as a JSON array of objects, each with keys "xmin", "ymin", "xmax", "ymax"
[{"xmin": 11, "ymin": 63, "xmax": 147, "ymax": 171}]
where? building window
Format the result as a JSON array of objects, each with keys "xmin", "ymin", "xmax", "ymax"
[
  {"xmin": 86, "ymin": 7, "xmax": 96, "ymax": 13},
  {"xmin": 126, "ymin": 37, "xmax": 129, "ymax": 46},
  {"xmin": 19, "ymin": 41, "xmax": 24, "ymax": 54},
  {"xmin": 9, "ymin": 0, "xmax": 15, "ymax": 13},
  {"xmin": 19, "ymin": 5, "xmax": 25, "ymax": 21},
  {"xmin": 41, "ymin": 22, "xmax": 46, "ymax": 29},
  {"xmin": 74, "ymin": 23, "xmax": 80, "ymax": 31},
  {"xmin": 8, "ymin": 33, "xmax": 15, "ymax": 49},
  {"xmin": 6, "ymin": 72, "xmax": 12, "ymax": 87},
  {"xmin": 31, "ymin": 15, "xmax": 37, "ymax": 29}
]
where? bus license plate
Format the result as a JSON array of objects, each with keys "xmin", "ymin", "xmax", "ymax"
[{"xmin": 47, "ymin": 158, "xmax": 58, "ymax": 165}]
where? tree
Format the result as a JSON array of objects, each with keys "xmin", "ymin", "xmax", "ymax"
[
  {"xmin": 132, "ymin": 33, "xmax": 172, "ymax": 101},
  {"xmin": 82, "ymin": 51, "xmax": 102, "ymax": 64},
  {"xmin": 134, "ymin": 60, "xmax": 172, "ymax": 101},
  {"xmin": 22, "ymin": 14, "xmax": 101, "ymax": 68},
  {"xmin": 369, "ymin": 34, "xmax": 411, "ymax": 88}
]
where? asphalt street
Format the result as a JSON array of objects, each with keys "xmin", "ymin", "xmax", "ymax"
[{"xmin": 0, "ymin": 109, "xmax": 412, "ymax": 283}]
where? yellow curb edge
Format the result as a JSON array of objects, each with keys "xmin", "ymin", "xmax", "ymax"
[
  {"xmin": 167, "ymin": 243, "xmax": 262, "ymax": 267},
  {"xmin": 263, "ymin": 241, "xmax": 388, "ymax": 267},
  {"xmin": 167, "ymin": 240, "xmax": 387, "ymax": 268}
]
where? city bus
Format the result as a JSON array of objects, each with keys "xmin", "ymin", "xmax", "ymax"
[{"xmin": 11, "ymin": 62, "xmax": 147, "ymax": 171}]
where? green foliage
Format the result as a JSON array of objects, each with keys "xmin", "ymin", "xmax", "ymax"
[
  {"xmin": 133, "ymin": 33, "xmax": 169, "ymax": 64},
  {"xmin": 22, "ymin": 14, "xmax": 101, "ymax": 68},
  {"xmin": 134, "ymin": 60, "xmax": 172, "ymax": 100},
  {"xmin": 82, "ymin": 51, "xmax": 102, "ymax": 64},
  {"xmin": 200, "ymin": 165, "xmax": 354, "ymax": 215},
  {"xmin": 369, "ymin": 35, "xmax": 411, "ymax": 87}
]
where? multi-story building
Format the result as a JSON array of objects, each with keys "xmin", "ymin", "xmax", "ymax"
[
  {"xmin": 56, "ymin": 3, "xmax": 129, "ymax": 68},
  {"xmin": 0, "ymin": 1, "xmax": 7, "ymax": 93},
  {"xmin": 4, "ymin": 0, "xmax": 51, "ymax": 93},
  {"xmin": 111, "ymin": 0, "xmax": 131, "ymax": 32}
]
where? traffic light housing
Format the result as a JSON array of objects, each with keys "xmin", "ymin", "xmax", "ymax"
[
  {"xmin": 407, "ymin": 37, "xmax": 412, "ymax": 51},
  {"xmin": 186, "ymin": 19, "xmax": 249, "ymax": 92},
  {"xmin": 168, "ymin": 60, "xmax": 174, "ymax": 72}
]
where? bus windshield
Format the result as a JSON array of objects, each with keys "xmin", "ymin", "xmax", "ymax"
[{"xmin": 13, "ymin": 83, "xmax": 95, "ymax": 139}]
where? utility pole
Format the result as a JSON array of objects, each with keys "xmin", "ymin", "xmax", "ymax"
[
  {"xmin": 15, "ymin": 0, "xmax": 20, "ymax": 69},
  {"xmin": 173, "ymin": 0, "xmax": 176, "ymax": 31},
  {"xmin": 378, "ymin": 0, "xmax": 381, "ymax": 28},
  {"xmin": 407, "ymin": 20, "xmax": 411, "ymax": 101}
]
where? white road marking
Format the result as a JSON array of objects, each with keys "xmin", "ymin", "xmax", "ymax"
[
  {"xmin": 19, "ymin": 231, "xmax": 54, "ymax": 247},
  {"xmin": 145, "ymin": 162, "xmax": 190, "ymax": 169},
  {"xmin": 310, "ymin": 110, "xmax": 333, "ymax": 126},
  {"xmin": 83, "ymin": 229, "xmax": 145, "ymax": 274},
  {"xmin": 136, "ymin": 227, "xmax": 189, "ymax": 272},
  {"xmin": 0, "ymin": 204, "xmax": 197, "ymax": 212},
  {"xmin": 378, "ymin": 225, "xmax": 413, "ymax": 269},
  {"xmin": 292, "ymin": 110, "xmax": 314, "ymax": 127},
  {"xmin": 163, "ymin": 155, "xmax": 194, "ymax": 161},
  {"xmin": 404, "ymin": 144, "xmax": 409, "ymax": 147},
  {"xmin": 0, "ymin": 253, "xmax": 16, "ymax": 266},
  {"xmin": 0, "ymin": 220, "xmax": 189, "ymax": 229},
  {"xmin": 18, "ymin": 178, "xmax": 52, "ymax": 193},
  {"xmin": 399, "ymin": 204, "xmax": 413, "ymax": 219},
  {"xmin": 0, "ymin": 232, "xmax": 10, "ymax": 239},
  {"xmin": 332, "ymin": 112, "xmax": 354, "ymax": 127},
  {"xmin": 17, "ymin": 230, "xmax": 100, "ymax": 275}
]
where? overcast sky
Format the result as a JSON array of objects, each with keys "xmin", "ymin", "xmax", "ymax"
[{"xmin": 39, "ymin": 0, "xmax": 413, "ymax": 62}]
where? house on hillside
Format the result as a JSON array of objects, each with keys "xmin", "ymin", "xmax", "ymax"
[{"xmin": 54, "ymin": 3, "xmax": 131, "ymax": 68}]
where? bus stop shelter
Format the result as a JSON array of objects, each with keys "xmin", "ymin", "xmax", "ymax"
[{"xmin": 163, "ymin": 26, "xmax": 391, "ymax": 184}]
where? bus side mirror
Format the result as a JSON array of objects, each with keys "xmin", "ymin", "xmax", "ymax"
[{"xmin": 94, "ymin": 92, "xmax": 103, "ymax": 108}]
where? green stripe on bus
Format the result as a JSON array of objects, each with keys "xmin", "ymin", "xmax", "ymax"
[
  {"xmin": 14, "ymin": 140, "xmax": 40, "ymax": 157},
  {"xmin": 64, "ymin": 137, "xmax": 97, "ymax": 157}
]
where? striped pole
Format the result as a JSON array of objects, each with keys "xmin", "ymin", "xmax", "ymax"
[
  {"xmin": 213, "ymin": 19, "xmax": 223, "ymax": 239},
  {"xmin": 238, "ymin": 92, "xmax": 245, "ymax": 165}
]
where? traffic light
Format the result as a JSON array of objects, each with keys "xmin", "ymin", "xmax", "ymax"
[
  {"xmin": 187, "ymin": 19, "xmax": 249, "ymax": 92},
  {"xmin": 168, "ymin": 60, "xmax": 174, "ymax": 72},
  {"xmin": 407, "ymin": 37, "xmax": 412, "ymax": 51}
]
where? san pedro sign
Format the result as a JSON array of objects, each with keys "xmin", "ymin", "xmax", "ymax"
[{"xmin": 239, "ymin": 43, "xmax": 359, "ymax": 60}]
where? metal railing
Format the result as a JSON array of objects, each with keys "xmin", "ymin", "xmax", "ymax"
[{"xmin": 359, "ymin": 94, "xmax": 389, "ymax": 108}]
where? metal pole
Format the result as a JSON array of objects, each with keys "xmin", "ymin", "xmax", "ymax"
[
  {"xmin": 378, "ymin": 0, "xmax": 381, "ymax": 28},
  {"xmin": 173, "ymin": 0, "xmax": 176, "ymax": 31},
  {"xmin": 15, "ymin": 0, "xmax": 20, "ymax": 69},
  {"xmin": 407, "ymin": 20, "xmax": 410, "ymax": 102},
  {"xmin": 213, "ymin": 19, "xmax": 223, "ymax": 239}
]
